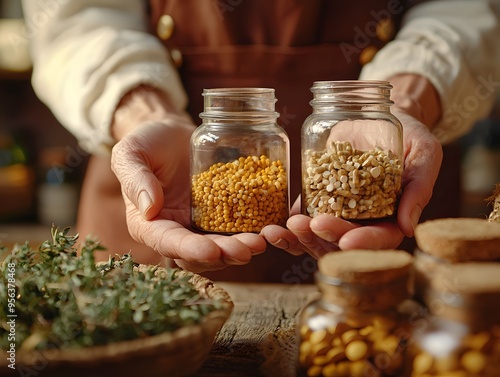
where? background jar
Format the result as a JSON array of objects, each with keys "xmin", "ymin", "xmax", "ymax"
[
  {"xmin": 297, "ymin": 250, "xmax": 414, "ymax": 377},
  {"xmin": 412, "ymin": 217, "xmax": 500, "ymax": 304},
  {"xmin": 301, "ymin": 80, "xmax": 403, "ymax": 220},
  {"xmin": 406, "ymin": 263, "xmax": 500, "ymax": 377},
  {"xmin": 190, "ymin": 88, "xmax": 290, "ymax": 234}
]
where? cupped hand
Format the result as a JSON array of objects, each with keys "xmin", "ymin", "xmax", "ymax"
[
  {"xmin": 261, "ymin": 109, "xmax": 443, "ymax": 259},
  {"xmin": 111, "ymin": 116, "xmax": 267, "ymax": 273}
]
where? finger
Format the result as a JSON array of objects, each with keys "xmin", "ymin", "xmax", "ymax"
[
  {"xmin": 287, "ymin": 215, "xmax": 340, "ymax": 259},
  {"xmin": 338, "ymin": 222, "xmax": 404, "ymax": 250},
  {"xmin": 112, "ymin": 137, "xmax": 164, "ymax": 220},
  {"xmin": 128, "ymin": 215, "xmax": 222, "ymax": 264},
  {"xmin": 205, "ymin": 232, "xmax": 266, "ymax": 265},
  {"xmin": 260, "ymin": 225, "xmax": 307, "ymax": 256},
  {"xmin": 309, "ymin": 214, "xmax": 360, "ymax": 243},
  {"xmin": 398, "ymin": 122, "xmax": 443, "ymax": 237}
]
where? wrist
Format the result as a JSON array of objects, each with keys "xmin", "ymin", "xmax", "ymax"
[
  {"xmin": 111, "ymin": 85, "xmax": 180, "ymax": 141},
  {"xmin": 388, "ymin": 74, "xmax": 442, "ymax": 130}
]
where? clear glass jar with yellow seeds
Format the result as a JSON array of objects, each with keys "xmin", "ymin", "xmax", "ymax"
[
  {"xmin": 405, "ymin": 263, "xmax": 500, "ymax": 377},
  {"xmin": 190, "ymin": 88, "xmax": 290, "ymax": 233},
  {"xmin": 301, "ymin": 80, "xmax": 403, "ymax": 220},
  {"xmin": 297, "ymin": 250, "xmax": 414, "ymax": 377}
]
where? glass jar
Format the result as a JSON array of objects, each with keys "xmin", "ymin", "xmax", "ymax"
[
  {"xmin": 301, "ymin": 80, "xmax": 403, "ymax": 220},
  {"xmin": 406, "ymin": 263, "xmax": 500, "ymax": 377},
  {"xmin": 297, "ymin": 250, "xmax": 414, "ymax": 377},
  {"xmin": 190, "ymin": 88, "xmax": 290, "ymax": 234}
]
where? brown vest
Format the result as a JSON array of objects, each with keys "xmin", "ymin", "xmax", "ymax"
[{"xmin": 148, "ymin": 0, "xmax": 410, "ymax": 283}]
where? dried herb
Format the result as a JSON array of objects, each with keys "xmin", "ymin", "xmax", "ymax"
[
  {"xmin": 487, "ymin": 183, "xmax": 500, "ymax": 223},
  {"xmin": 0, "ymin": 226, "xmax": 221, "ymax": 351}
]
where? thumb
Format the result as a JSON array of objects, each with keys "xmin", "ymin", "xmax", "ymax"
[{"xmin": 111, "ymin": 137, "xmax": 164, "ymax": 220}]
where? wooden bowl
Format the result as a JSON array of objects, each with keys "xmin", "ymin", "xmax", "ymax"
[{"xmin": 0, "ymin": 269, "xmax": 233, "ymax": 377}]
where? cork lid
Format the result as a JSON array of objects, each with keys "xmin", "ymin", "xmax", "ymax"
[
  {"xmin": 426, "ymin": 263, "xmax": 500, "ymax": 328},
  {"xmin": 415, "ymin": 218, "xmax": 500, "ymax": 262},
  {"xmin": 318, "ymin": 250, "xmax": 413, "ymax": 285},
  {"xmin": 431, "ymin": 263, "xmax": 500, "ymax": 295}
]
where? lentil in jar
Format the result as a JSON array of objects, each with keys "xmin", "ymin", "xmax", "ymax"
[{"xmin": 191, "ymin": 155, "xmax": 288, "ymax": 233}]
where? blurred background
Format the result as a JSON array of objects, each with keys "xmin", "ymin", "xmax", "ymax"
[{"xmin": 0, "ymin": 1, "xmax": 499, "ymax": 248}]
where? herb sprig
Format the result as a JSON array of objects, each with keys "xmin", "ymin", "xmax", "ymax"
[{"xmin": 0, "ymin": 226, "xmax": 221, "ymax": 350}]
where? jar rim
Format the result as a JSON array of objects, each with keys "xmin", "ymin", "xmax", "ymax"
[
  {"xmin": 202, "ymin": 87, "xmax": 276, "ymax": 97},
  {"xmin": 311, "ymin": 80, "xmax": 393, "ymax": 90}
]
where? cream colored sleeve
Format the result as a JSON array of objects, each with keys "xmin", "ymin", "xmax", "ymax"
[
  {"xmin": 21, "ymin": 0, "xmax": 187, "ymax": 154},
  {"xmin": 360, "ymin": 0, "xmax": 500, "ymax": 144}
]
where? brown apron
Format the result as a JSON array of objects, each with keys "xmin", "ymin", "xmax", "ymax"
[{"xmin": 78, "ymin": 0, "xmax": 460, "ymax": 284}]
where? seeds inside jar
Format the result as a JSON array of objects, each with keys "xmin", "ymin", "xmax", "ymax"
[
  {"xmin": 191, "ymin": 155, "xmax": 288, "ymax": 233},
  {"xmin": 303, "ymin": 140, "xmax": 402, "ymax": 219}
]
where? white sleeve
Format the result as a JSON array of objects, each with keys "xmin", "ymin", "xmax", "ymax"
[
  {"xmin": 360, "ymin": 0, "xmax": 500, "ymax": 144},
  {"xmin": 21, "ymin": 0, "xmax": 187, "ymax": 154}
]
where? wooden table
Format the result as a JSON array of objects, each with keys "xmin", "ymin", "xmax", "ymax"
[{"xmin": 194, "ymin": 282, "xmax": 320, "ymax": 377}]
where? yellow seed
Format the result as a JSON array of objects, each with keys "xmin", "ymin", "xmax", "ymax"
[
  {"xmin": 325, "ymin": 346, "xmax": 346, "ymax": 363},
  {"xmin": 350, "ymin": 360, "xmax": 367, "ymax": 377},
  {"xmin": 309, "ymin": 329, "xmax": 328, "ymax": 345},
  {"xmin": 307, "ymin": 365, "xmax": 322, "ymax": 377},
  {"xmin": 465, "ymin": 331, "xmax": 492, "ymax": 352},
  {"xmin": 345, "ymin": 340, "xmax": 369, "ymax": 361},
  {"xmin": 341, "ymin": 329, "xmax": 361, "ymax": 345},
  {"xmin": 412, "ymin": 352, "xmax": 433, "ymax": 374},
  {"xmin": 460, "ymin": 350, "xmax": 487, "ymax": 374},
  {"xmin": 322, "ymin": 364, "xmax": 337, "ymax": 377}
]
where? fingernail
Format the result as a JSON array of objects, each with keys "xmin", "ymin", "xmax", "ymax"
[
  {"xmin": 251, "ymin": 248, "xmax": 265, "ymax": 256},
  {"xmin": 223, "ymin": 257, "xmax": 247, "ymax": 266},
  {"xmin": 410, "ymin": 205, "xmax": 422, "ymax": 234},
  {"xmin": 272, "ymin": 238, "xmax": 290, "ymax": 250},
  {"xmin": 296, "ymin": 231, "xmax": 313, "ymax": 244},
  {"xmin": 138, "ymin": 191, "xmax": 152, "ymax": 217},
  {"xmin": 315, "ymin": 230, "xmax": 338, "ymax": 243}
]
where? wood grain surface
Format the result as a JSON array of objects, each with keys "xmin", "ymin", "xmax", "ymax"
[{"xmin": 195, "ymin": 282, "xmax": 319, "ymax": 377}]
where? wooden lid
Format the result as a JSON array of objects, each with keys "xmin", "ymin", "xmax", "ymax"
[
  {"xmin": 414, "ymin": 218, "xmax": 500, "ymax": 262},
  {"xmin": 318, "ymin": 250, "xmax": 413, "ymax": 285}
]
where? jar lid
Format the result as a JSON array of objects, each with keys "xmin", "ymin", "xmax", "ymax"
[
  {"xmin": 318, "ymin": 249, "xmax": 413, "ymax": 285},
  {"xmin": 414, "ymin": 218, "xmax": 500, "ymax": 262},
  {"xmin": 317, "ymin": 250, "xmax": 413, "ymax": 311}
]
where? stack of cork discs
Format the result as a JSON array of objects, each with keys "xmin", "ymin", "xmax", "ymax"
[
  {"xmin": 414, "ymin": 217, "xmax": 500, "ymax": 302},
  {"xmin": 410, "ymin": 194, "xmax": 500, "ymax": 377}
]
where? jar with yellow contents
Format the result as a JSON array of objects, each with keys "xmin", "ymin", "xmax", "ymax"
[
  {"xmin": 406, "ymin": 263, "xmax": 500, "ymax": 377},
  {"xmin": 297, "ymin": 250, "xmax": 414, "ymax": 377},
  {"xmin": 190, "ymin": 88, "xmax": 289, "ymax": 233}
]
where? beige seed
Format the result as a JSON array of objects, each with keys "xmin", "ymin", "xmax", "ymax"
[{"xmin": 370, "ymin": 166, "xmax": 381, "ymax": 178}]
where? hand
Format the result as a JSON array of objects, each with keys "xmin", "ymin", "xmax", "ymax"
[
  {"xmin": 261, "ymin": 108, "xmax": 443, "ymax": 259},
  {"xmin": 110, "ymin": 88, "xmax": 267, "ymax": 273}
]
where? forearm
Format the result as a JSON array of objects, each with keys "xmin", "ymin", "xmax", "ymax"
[
  {"xmin": 22, "ymin": 0, "xmax": 187, "ymax": 154},
  {"xmin": 360, "ymin": 0, "xmax": 500, "ymax": 143},
  {"xmin": 111, "ymin": 86, "xmax": 185, "ymax": 141}
]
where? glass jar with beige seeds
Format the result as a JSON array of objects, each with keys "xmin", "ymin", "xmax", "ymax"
[
  {"xmin": 297, "ymin": 250, "xmax": 414, "ymax": 377},
  {"xmin": 190, "ymin": 88, "xmax": 289, "ymax": 233},
  {"xmin": 301, "ymin": 80, "xmax": 403, "ymax": 220}
]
